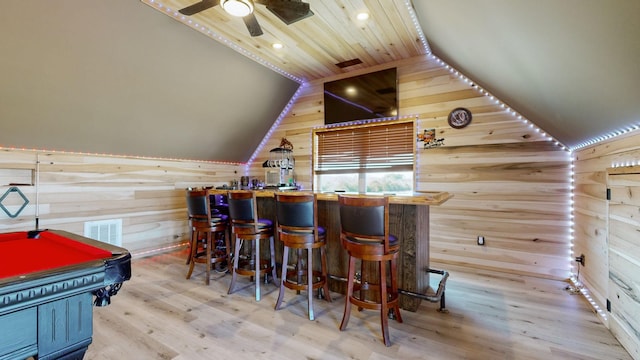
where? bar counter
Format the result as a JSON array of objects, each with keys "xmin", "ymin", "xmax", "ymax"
[{"xmin": 209, "ymin": 189, "xmax": 452, "ymax": 311}]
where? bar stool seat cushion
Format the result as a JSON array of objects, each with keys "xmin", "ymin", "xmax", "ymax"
[
  {"xmin": 345, "ymin": 233, "xmax": 398, "ymax": 246},
  {"xmin": 233, "ymin": 218, "xmax": 273, "ymax": 229},
  {"xmin": 257, "ymin": 219, "xmax": 273, "ymax": 228},
  {"xmin": 281, "ymin": 225, "xmax": 326, "ymax": 237},
  {"xmin": 192, "ymin": 214, "xmax": 228, "ymax": 226},
  {"xmin": 210, "ymin": 214, "xmax": 229, "ymax": 224},
  {"xmin": 236, "ymin": 219, "xmax": 273, "ymax": 229}
]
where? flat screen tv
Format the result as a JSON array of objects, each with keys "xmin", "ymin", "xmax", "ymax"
[{"xmin": 323, "ymin": 68, "xmax": 398, "ymax": 125}]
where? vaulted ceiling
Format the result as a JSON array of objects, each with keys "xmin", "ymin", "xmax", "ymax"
[{"xmin": 1, "ymin": 0, "xmax": 638, "ymax": 161}]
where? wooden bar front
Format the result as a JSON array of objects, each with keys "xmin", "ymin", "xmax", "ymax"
[{"xmin": 212, "ymin": 189, "xmax": 451, "ymax": 312}]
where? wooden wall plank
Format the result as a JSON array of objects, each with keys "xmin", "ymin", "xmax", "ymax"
[{"xmin": 0, "ymin": 149, "xmax": 241, "ymax": 253}]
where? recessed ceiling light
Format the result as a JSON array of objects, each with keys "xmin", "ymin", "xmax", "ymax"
[
  {"xmin": 356, "ymin": 12, "xmax": 369, "ymax": 21},
  {"xmin": 272, "ymin": 43, "xmax": 284, "ymax": 49}
]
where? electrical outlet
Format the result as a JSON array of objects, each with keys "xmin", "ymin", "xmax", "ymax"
[
  {"xmin": 575, "ymin": 254, "xmax": 585, "ymax": 266},
  {"xmin": 477, "ymin": 236, "xmax": 485, "ymax": 245}
]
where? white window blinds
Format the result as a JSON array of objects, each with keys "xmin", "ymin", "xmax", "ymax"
[{"xmin": 315, "ymin": 121, "xmax": 414, "ymax": 174}]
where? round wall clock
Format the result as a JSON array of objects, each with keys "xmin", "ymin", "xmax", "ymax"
[{"xmin": 448, "ymin": 107, "xmax": 472, "ymax": 129}]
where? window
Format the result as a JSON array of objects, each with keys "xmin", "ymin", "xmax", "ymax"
[{"xmin": 314, "ymin": 120, "xmax": 414, "ymax": 193}]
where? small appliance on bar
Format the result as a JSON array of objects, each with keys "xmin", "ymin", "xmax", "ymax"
[{"xmin": 263, "ymin": 138, "xmax": 295, "ymax": 189}]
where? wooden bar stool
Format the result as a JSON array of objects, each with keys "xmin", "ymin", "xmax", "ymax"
[
  {"xmin": 274, "ymin": 192, "xmax": 331, "ymax": 320},
  {"xmin": 185, "ymin": 189, "xmax": 230, "ymax": 285},
  {"xmin": 227, "ymin": 190, "xmax": 277, "ymax": 301},
  {"xmin": 185, "ymin": 193, "xmax": 226, "ymax": 265},
  {"xmin": 338, "ymin": 195, "xmax": 402, "ymax": 346}
]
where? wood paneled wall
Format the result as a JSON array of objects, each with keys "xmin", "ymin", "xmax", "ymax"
[
  {"xmin": 248, "ymin": 55, "xmax": 573, "ymax": 280},
  {"xmin": 0, "ymin": 149, "xmax": 241, "ymax": 253},
  {"xmin": 573, "ymin": 131, "xmax": 640, "ymax": 326},
  {"xmin": 607, "ymin": 165, "xmax": 640, "ymax": 359}
]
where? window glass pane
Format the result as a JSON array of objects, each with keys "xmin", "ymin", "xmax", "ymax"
[
  {"xmin": 365, "ymin": 172, "xmax": 413, "ymax": 194},
  {"xmin": 316, "ymin": 172, "xmax": 413, "ymax": 194},
  {"xmin": 317, "ymin": 173, "xmax": 358, "ymax": 192}
]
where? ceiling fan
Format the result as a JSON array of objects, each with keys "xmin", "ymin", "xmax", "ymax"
[{"xmin": 178, "ymin": 0, "xmax": 314, "ymax": 37}]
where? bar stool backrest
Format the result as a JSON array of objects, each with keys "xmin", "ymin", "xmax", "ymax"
[
  {"xmin": 228, "ymin": 191, "xmax": 255, "ymax": 220},
  {"xmin": 338, "ymin": 195, "xmax": 390, "ymax": 253},
  {"xmin": 186, "ymin": 189, "xmax": 211, "ymax": 226},
  {"xmin": 275, "ymin": 193, "xmax": 319, "ymax": 244},
  {"xmin": 227, "ymin": 190, "xmax": 261, "ymax": 233},
  {"xmin": 275, "ymin": 193, "xmax": 315, "ymax": 228}
]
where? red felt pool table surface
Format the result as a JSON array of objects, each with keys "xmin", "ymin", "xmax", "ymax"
[{"xmin": 0, "ymin": 230, "xmax": 113, "ymax": 279}]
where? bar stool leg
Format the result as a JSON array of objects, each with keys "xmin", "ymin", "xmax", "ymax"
[
  {"xmin": 307, "ymin": 248, "xmax": 314, "ymax": 320},
  {"xmin": 390, "ymin": 257, "xmax": 403, "ymax": 322},
  {"xmin": 320, "ymin": 246, "xmax": 331, "ymax": 302},
  {"xmin": 223, "ymin": 229, "xmax": 231, "ymax": 274},
  {"xmin": 340, "ymin": 255, "xmax": 357, "ymax": 331},
  {"xmin": 226, "ymin": 227, "xmax": 233, "ymax": 273},
  {"xmin": 186, "ymin": 227, "xmax": 194, "ymax": 265},
  {"xmin": 296, "ymin": 249, "xmax": 303, "ymax": 295},
  {"xmin": 186, "ymin": 230, "xmax": 198, "ymax": 279},
  {"xmin": 274, "ymin": 245, "xmax": 289, "ymax": 310},
  {"xmin": 380, "ymin": 260, "xmax": 389, "ymax": 346},
  {"xmin": 204, "ymin": 231, "xmax": 212, "ymax": 285},
  {"xmin": 228, "ymin": 236, "xmax": 241, "ymax": 294},
  {"xmin": 255, "ymin": 236, "xmax": 261, "ymax": 301},
  {"xmin": 358, "ymin": 259, "xmax": 366, "ymax": 310},
  {"xmin": 269, "ymin": 236, "xmax": 277, "ymax": 285}
]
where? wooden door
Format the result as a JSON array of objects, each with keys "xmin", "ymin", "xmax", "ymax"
[{"xmin": 607, "ymin": 165, "xmax": 640, "ymax": 359}]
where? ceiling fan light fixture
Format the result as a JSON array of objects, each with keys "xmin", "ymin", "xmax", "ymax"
[{"xmin": 220, "ymin": 0, "xmax": 254, "ymax": 17}]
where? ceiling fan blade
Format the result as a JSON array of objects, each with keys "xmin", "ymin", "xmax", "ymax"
[
  {"xmin": 243, "ymin": 13, "xmax": 264, "ymax": 37},
  {"xmin": 178, "ymin": 0, "xmax": 219, "ymax": 16}
]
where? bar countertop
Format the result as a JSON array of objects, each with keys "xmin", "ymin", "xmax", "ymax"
[{"xmin": 209, "ymin": 188, "xmax": 452, "ymax": 206}]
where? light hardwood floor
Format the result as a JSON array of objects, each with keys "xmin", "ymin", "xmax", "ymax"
[{"xmin": 85, "ymin": 250, "xmax": 632, "ymax": 360}]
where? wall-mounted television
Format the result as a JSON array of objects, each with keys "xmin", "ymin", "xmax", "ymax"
[{"xmin": 323, "ymin": 67, "xmax": 398, "ymax": 125}]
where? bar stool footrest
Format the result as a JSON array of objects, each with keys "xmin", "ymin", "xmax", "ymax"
[{"xmin": 282, "ymin": 270, "xmax": 327, "ymax": 291}]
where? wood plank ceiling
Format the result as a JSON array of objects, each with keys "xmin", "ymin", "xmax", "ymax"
[{"xmin": 142, "ymin": 0, "xmax": 428, "ymax": 82}]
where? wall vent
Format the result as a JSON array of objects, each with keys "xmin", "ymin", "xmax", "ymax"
[{"xmin": 84, "ymin": 219, "xmax": 122, "ymax": 246}]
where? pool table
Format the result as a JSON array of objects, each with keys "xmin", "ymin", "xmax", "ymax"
[{"xmin": 0, "ymin": 229, "xmax": 131, "ymax": 360}]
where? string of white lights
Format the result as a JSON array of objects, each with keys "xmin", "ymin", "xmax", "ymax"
[
  {"xmin": 403, "ymin": 0, "xmax": 570, "ymax": 152},
  {"xmin": 313, "ymin": 114, "xmax": 418, "ymax": 130},
  {"xmin": 131, "ymin": 242, "xmax": 188, "ymax": 258},
  {"xmin": 569, "ymin": 160, "xmax": 576, "ymax": 268},
  {"xmin": 611, "ymin": 159, "xmax": 640, "ymax": 168},
  {"xmin": 0, "ymin": 146, "xmax": 240, "ymax": 165},
  {"xmin": 569, "ymin": 269, "xmax": 608, "ymax": 321},
  {"xmin": 427, "ymin": 54, "xmax": 570, "ymax": 152},
  {"xmin": 245, "ymin": 83, "xmax": 308, "ymax": 170},
  {"xmin": 143, "ymin": 0, "xmax": 305, "ymax": 84},
  {"xmin": 406, "ymin": 1, "xmax": 639, "ymax": 156},
  {"xmin": 404, "ymin": 0, "xmax": 431, "ymax": 54},
  {"xmin": 571, "ymin": 124, "xmax": 640, "ymax": 152}
]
